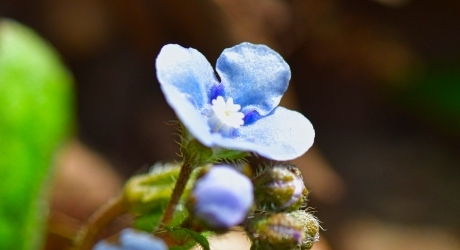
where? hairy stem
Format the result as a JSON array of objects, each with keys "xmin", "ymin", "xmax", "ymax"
[
  {"xmin": 159, "ymin": 159, "xmax": 193, "ymax": 227},
  {"xmin": 73, "ymin": 194, "xmax": 127, "ymax": 250}
]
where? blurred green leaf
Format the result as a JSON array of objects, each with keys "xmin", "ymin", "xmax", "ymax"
[
  {"xmin": 0, "ymin": 19, "xmax": 74, "ymax": 249},
  {"xmin": 134, "ymin": 208, "xmax": 164, "ymax": 232},
  {"xmin": 166, "ymin": 227, "xmax": 210, "ymax": 250},
  {"xmin": 180, "ymin": 228, "xmax": 210, "ymax": 250}
]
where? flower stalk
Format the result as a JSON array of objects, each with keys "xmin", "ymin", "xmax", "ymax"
[
  {"xmin": 159, "ymin": 158, "xmax": 194, "ymax": 227},
  {"xmin": 73, "ymin": 194, "xmax": 128, "ymax": 250}
]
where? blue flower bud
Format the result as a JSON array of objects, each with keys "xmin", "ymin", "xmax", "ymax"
[
  {"xmin": 93, "ymin": 228, "xmax": 168, "ymax": 250},
  {"xmin": 188, "ymin": 165, "xmax": 254, "ymax": 231},
  {"xmin": 253, "ymin": 164, "xmax": 308, "ymax": 211}
]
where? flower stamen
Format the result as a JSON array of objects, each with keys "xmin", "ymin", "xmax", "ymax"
[{"xmin": 210, "ymin": 96, "xmax": 244, "ymax": 133}]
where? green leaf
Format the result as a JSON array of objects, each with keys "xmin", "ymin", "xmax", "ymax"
[
  {"xmin": 0, "ymin": 19, "xmax": 74, "ymax": 249},
  {"xmin": 166, "ymin": 227, "xmax": 210, "ymax": 250},
  {"xmin": 169, "ymin": 241, "xmax": 198, "ymax": 250},
  {"xmin": 180, "ymin": 228, "xmax": 210, "ymax": 250},
  {"xmin": 134, "ymin": 209, "xmax": 164, "ymax": 232}
]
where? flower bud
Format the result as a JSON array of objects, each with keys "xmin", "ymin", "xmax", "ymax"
[
  {"xmin": 290, "ymin": 210, "xmax": 320, "ymax": 250},
  {"xmin": 252, "ymin": 164, "xmax": 308, "ymax": 211},
  {"xmin": 187, "ymin": 165, "xmax": 254, "ymax": 231},
  {"xmin": 245, "ymin": 211, "xmax": 320, "ymax": 250},
  {"xmin": 93, "ymin": 228, "xmax": 168, "ymax": 250},
  {"xmin": 245, "ymin": 212, "xmax": 305, "ymax": 250}
]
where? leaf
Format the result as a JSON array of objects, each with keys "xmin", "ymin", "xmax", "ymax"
[
  {"xmin": 134, "ymin": 211, "xmax": 164, "ymax": 232},
  {"xmin": 166, "ymin": 227, "xmax": 210, "ymax": 250},
  {"xmin": 133, "ymin": 200, "xmax": 189, "ymax": 233},
  {"xmin": 0, "ymin": 19, "xmax": 74, "ymax": 249},
  {"xmin": 169, "ymin": 241, "xmax": 198, "ymax": 250},
  {"xmin": 180, "ymin": 228, "xmax": 210, "ymax": 250}
]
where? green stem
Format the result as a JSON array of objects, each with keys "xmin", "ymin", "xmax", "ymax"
[
  {"xmin": 73, "ymin": 194, "xmax": 127, "ymax": 250},
  {"xmin": 159, "ymin": 159, "xmax": 193, "ymax": 227}
]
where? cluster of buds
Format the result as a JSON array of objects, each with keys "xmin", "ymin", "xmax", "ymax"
[
  {"xmin": 186, "ymin": 163, "xmax": 320, "ymax": 249},
  {"xmin": 246, "ymin": 163, "xmax": 320, "ymax": 250}
]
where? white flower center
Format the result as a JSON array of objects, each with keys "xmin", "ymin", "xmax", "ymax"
[{"xmin": 211, "ymin": 96, "xmax": 244, "ymax": 129}]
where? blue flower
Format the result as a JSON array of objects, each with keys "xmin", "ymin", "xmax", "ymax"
[
  {"xmin": 93, "ymin": 228, "xmax": 168, "ymax": 250},
  {"xmin": 188, "ymin": 165, "xmax": 253, "ymax": 230},
  {"xmin": 156, "ymin": 42, "xmax": 314, "ymax": 161}
]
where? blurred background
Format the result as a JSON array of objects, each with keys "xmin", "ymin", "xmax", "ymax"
[{"xmin": 1, "ymin": 0, "xmax": 460, "ymax": 249}]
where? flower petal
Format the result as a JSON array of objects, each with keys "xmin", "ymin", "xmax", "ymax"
[
  {"xmin": 156, "ymin": 44, "xmax": 218, "ymax": 109},
  {"xmin": 216, "ymin": 43, "xmax": 290, "ymax": 115},
  {"xmin": 161, "ymin": 85, "xmax": 214, "ymax": 146},
  {"xmin": 213, "ymin": 107, "xmax": 314, "ymax": 161}
]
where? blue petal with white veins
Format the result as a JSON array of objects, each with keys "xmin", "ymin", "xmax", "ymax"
[{"xmin": 216, "ymin": 43, "xmax": 290, "ymax": 116}]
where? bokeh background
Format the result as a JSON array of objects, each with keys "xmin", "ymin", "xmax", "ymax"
[{"xmin": 2, "ymin": 0, "xmax": 460, "ymax": 249}]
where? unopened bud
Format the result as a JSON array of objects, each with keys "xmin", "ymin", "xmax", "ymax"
[
  {"xmin": 187, "ymin": 165, "xmax": 253, "ymax": 232},
  {"xmin": 246, "ymin": 212, "xmax": 305, "ymax": 250},
  {"xmin": 252, "ymin": 164, "xmax": 308, "ymax": 212},
  {"xmin": 290, "ymin": 210, "xmax": 320, "ymax": 250},
  {"xmin": 245, "ymin": 210, "xmax": 320, "ymax": 250}
]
